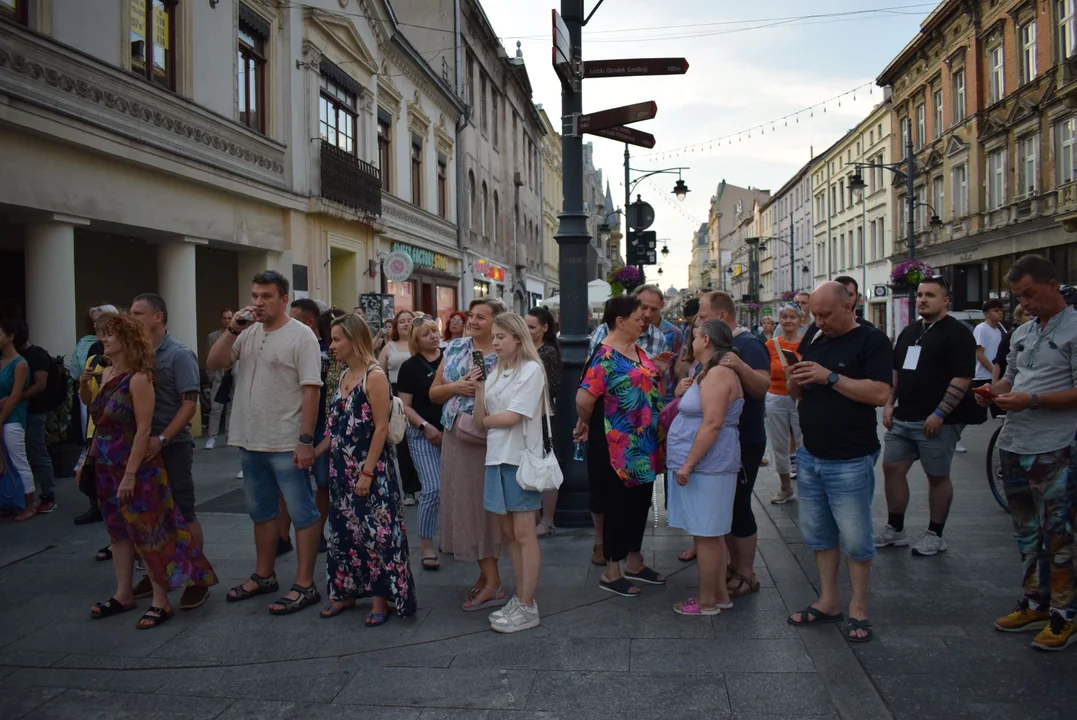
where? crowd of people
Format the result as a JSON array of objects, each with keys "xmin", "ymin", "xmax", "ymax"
[{"xmin": 2, "ymin": 252, "xmax": 1075, "ymax": 647}]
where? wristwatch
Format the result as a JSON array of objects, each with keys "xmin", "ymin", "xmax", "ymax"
[
  {"xmin": 157, "ymin": 435, "xmax": 170, "ymax": 447},
  {"xmin": 419, "ymin": 421, "xmax": 428, "ymax": 431},
  {"xmin": 1030, "ymin": 393, "xmax": 1041, "ymax": 411},
  {"xmin": 826, "ymin": 372, "xmax": 839, "ymax": 387},
  {"xmin": 299, "ymin": 433, "xmax": 314, "ymax": 445}
]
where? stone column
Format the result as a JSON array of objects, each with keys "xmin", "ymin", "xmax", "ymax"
[
  {"xmin": 25, "ymin": 216, "xmax": 87, "ymax": 356},
  {"xmin": 157, "ymin": 239, "xmax": 201, "ymax": 437}
]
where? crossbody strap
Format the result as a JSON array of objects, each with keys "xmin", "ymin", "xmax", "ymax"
[{"xmin": 772, "ymin": 337, "xmax": 788, "ymax": 369}]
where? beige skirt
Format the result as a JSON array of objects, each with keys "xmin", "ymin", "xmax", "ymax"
[{"xmin": 439, "ymin": 425, "xmax": 505, "ymax": 562}]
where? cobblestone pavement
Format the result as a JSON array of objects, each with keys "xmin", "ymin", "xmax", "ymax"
[{"xmin": 1, "ymin": 420, "xmax": 1074, "ymax": 719}]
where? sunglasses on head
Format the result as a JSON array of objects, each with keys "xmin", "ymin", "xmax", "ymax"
[
  {"xmin": 923, "ymin": 274, "xmax": 951, "ymax": 290},
  {"xmin": 410, "ymin": 314, "xmax": 436, "ymax": 327}
]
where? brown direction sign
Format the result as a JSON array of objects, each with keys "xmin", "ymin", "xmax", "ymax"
[
  {"xmin": 582, "ymin": 58, "xmax": 689, "ymax": 79},
  {"xmin": 576, "ymin": 101, "xmax": 657, "ymax": 134},
  {"xmin": 588, "ymin": 125, "xmax": 656, "ymax": 149}
]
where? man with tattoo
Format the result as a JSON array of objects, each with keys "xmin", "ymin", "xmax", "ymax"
[
  {"xmin": 875, "ymin": 276, "xmax": 976, "ymax": 556},
  {"xmin": 130, "ymin": 293, "xmax": 212, "ymax": 609}
]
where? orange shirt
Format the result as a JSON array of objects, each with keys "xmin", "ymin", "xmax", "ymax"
[{"xmin": 765, "ymin": 335, "xmax": 802, "ymax": 395}]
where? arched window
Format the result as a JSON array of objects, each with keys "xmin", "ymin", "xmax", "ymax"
[
  {"xmin": 493, "ymin": 191, "xmax": 500, "ymax": 244},
  {"xmin": 468, "ymin": 171, "xmax": 476, "ymax": 228},
  {"xmin": 481, "ymin": 182, "xmax": 488, "ymax": 237}
]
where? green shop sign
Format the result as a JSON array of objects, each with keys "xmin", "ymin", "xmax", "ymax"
[{"xmin": 392, "ymin": 242, "xmax": 451, "ymax": 272}]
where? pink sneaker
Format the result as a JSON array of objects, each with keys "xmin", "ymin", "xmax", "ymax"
[{"xmin": 673, "ymin": 598, "xmax": 721, "ymax": 616}]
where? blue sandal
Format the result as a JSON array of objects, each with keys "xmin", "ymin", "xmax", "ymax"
[
  {"xmin": 365, "ymin": 611, "xmax": 390, "ymax": 627},
  {"xmin": 320, "ymin": 601, "xmax": 355, "ymax": 619}
]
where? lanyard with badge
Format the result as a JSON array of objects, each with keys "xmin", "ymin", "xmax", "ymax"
[{"xmin": 902, "ymin": 320, "xmax": 935, "ymax": 371}]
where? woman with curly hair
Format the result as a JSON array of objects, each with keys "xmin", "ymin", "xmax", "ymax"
[
  {"xmin": 85, "ymin": 314, "xmax": 217, "ymax": 629},
  {"xmin": 443, "ymin": 311, "xmax": 468, "ymax": 347}
]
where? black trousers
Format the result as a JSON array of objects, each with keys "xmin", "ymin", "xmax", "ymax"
[
  {"xmin": 731, "ymin": 440, "xmax": 767, "ymax": 538},
  {"xmin": 591, "ymin": 467, "xmax": 653, "ymax": 563}
]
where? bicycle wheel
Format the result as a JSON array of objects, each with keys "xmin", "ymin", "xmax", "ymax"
[{"xmin": 986, "ymin": 425, "xmax": 1008, "ymax": 512}]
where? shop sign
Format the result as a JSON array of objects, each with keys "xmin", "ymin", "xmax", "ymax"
[
  {"xmin": 473, "ymin": 258, "xmax": 506, "ymax": 282},
  {"xmin": 383, "ymin": 251, "xmax": 415, "ymax": 283},
  {"xmin": 392, "ymin": 242, "xmax": 451, "ymax": 272}
]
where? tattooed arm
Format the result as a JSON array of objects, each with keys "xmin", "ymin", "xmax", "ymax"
[{"xmin": 922, "ymin": 379, "xmax": 971, "ymax": 439}]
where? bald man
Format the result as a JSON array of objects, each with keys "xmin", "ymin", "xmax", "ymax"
[{"xmin": 787, "ymin": 282, "xmax": 893, "ymax": 643}]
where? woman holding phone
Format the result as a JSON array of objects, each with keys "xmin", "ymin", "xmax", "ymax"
[
  {"xmin": 429, "ymin": 297, "xmax": 509, "ymax": 611},
  {"xmin": 764, "ymin": 304, "xmax": 805, "ymax": 505}
]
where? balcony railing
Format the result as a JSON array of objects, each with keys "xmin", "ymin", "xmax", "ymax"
[
  {"xmin": 1057, "ymin": 181, "xmax": 1077, "ymax": 232},
  {"xmin": 320, "ymin": 140, "xmax": 381, "ymax": 218}
]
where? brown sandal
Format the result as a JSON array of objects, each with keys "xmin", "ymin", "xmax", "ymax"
[
  {"xmin": 728, "ymin": 573, "xmax": 760, "ymax": 598},
  {"xmin": 591, "ymin": 542, "xmax": 605, "ymax": 566}
]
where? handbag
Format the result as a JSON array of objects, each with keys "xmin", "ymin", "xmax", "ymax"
[
  {"xmin": 213, "ymin": 370, "xmax": 234, "ymax": 404},
  {"xmin": 658, "ymin": 396, "xmax": 681, "ymax": 432},
  {"xmin": 516, "ymin": 381, "xmax": 563, "ymax": 493},
  {"xmin": 362, "ymin": 365, "xmax": 407, "ymax": 444},
  {"xmin": 77, "ymin": 448, "xmax": 97, "ymax": 499},
  {"xmin": 454, "ymin": 413, "xmax": 488, "ymax": 444}
]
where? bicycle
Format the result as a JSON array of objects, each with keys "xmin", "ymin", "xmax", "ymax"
[{"xmin": 985, "ymin": 424, "xmax": 1007, "ymax": 512}]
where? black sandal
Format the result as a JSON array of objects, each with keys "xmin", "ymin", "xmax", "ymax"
[
  {"xmin": 599, "ymin": 577, "xmax": 641, "ymax": 597},
  {"xmin": 846, "ymin": 617, "xmax": 873, "ymax": 643},
  {"xmin": 787, "ymin": 606, "xmax": 845, "ymax": 626},
  {"xmin": 136, "ymin": 606, "xmax": 174, "ymax": 630},
  {"xmin": 226, "ymin": 573, "xmax": 279, "ymax": 602},
  {"xmin": 95, "ymin": 546, "xmax": 113, "ymax": 562},
  {"xmin": 624, "ymin": 566, "xmax": 666, "ymax": 585},
  {"xmin": 90, "ymin": 597, "xmax": 135, "ymax": 619},
  {"xmin": 268, "ymin": 584, "xmax": 321, "ymax": 615}
]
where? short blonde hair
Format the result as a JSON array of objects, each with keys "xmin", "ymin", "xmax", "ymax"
[
  {"xmin": 408, "ymin": 317, "xmax": 440, "ymax": 355},
  {"xmin": 468, "ymin": 296, "xmax": 508, "ymax": 316}
]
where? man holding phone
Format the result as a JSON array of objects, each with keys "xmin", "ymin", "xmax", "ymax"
[{"xmin": 875, "ymin": 277, "xmax": 975, "ymax": 557}]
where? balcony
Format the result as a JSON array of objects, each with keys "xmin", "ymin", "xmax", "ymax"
[
  {"xmin": 320, "ymin": 140, "xmax": 381, "ymax": 218},
  {"xmin": 1057, "ymin": 181, "xmax": 1077, "ymax": 233}
]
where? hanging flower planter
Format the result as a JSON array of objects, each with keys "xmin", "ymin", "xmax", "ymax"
[
  {"xmin": 889, "ymin": 259, "xmax": 936, "ymax": 291},
  {"xmin": 780, "ymin": 290, "xmax": 797, "ymax": 301},
  {"xmin": 608, "ymin": 266, "xmax": 643, "ymax": 297}
]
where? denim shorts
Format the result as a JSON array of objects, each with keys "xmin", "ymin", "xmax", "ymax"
[
  {"xmin": 883, "ymin": 419, "xmax": 962, "ymax": 477},
  {"xmin": 483, "ymin": 463, "xmax": 542, "ymax": 515},
  {"xmin": 240, "ymin": 450, "xmax": 320, "ymax": 529},
  {"xmin": 795, "ymin": 448, "xmax": 879, "ymax": 561}
]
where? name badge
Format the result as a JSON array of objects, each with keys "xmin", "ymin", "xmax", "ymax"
[{"xmin": 903, "ymin": 346, "xmax": 921, "ymax": 371}]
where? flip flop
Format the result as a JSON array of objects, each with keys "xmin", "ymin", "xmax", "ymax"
[
  {"xmin": 624, "ymin": 566, "xmax": 666, "ymax": 585},
  {"xmin": 787, "ymin": 606, "xmax": 845, "ymax": 627},
  {"xmin": 846, "ymin": 617, "xmax": 873, "ymax": 643},
  {"xmin": 365, "ymin": 611, "xmax": 390, "ymax": 628},
  {"xmin": 422, "ymin": 556, "xmax": 441, "ymax": 571},
  {"xmin": 599, "ymin": 577, "xmax": 641, "ymax": 597},
  {"xmin": 90, "ymin": 597, "xmax": 136, "ymax": 619},
  {"xmin": 320, "ymin": 601, "xmax": 356, "ymax": 619}
]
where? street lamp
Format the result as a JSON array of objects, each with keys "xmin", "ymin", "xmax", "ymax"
[
  {"xmin": 660, "ymin": 244, "xmax": 669, "ymax": 257},
  {"xmin": 673, "ymin": 178, "xmax": 690, "ymax": 201}
]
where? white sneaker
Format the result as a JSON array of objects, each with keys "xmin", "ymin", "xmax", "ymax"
[
  {"xmin": 874, "ymin": 524, "xmax": 908, "ymax": 548},
  {"xmin": 911, "ymin": 530, "xmax": 948, "ymax": 556},
  {"xmin": 955, "ymin": 442, "xmax": 967, "ymax": 453},
  {"xmin": 236, "ymin": 470, "xmax": 244, "ymax": 479},
  {"xmin": 490, "ymin": 600, "xmax": 540, "ymax": 634},
  {"xmin": 489, "ymin": 595, "xmax": 521, "ymax": 622},
  {"xmin": 204, "ymin": 437, "xmax": 216, "ymax": 450}
]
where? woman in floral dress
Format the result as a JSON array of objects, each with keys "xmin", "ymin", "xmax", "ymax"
[
  {"xmin": 316, "ymin": 313, "xmax": 416, "ymax": 626},
  {"xmin": 87, "ymin": 314, "xmax": 217, "ymax": 629}
]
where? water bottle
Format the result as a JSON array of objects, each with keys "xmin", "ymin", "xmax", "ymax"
[{"xmin": 573, "ymin": 442, "xmax": 587, "ymax": 462}]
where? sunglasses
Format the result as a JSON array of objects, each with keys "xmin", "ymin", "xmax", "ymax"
[{"xmin": 410, "ymin": 314, "xmax": 436, "ymax": 327}]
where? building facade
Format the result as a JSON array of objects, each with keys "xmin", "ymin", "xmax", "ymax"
[
  {"xmin": 0, "ymin": 0, "xmax": 463, "ymax": 373},
  {"xmin": 582, "ymin": 141, "xmax": 608, "ymax": 280},
  {"xmin": 758, "ymin": 157, "xmax": 817, "ymax": 309},
  {"xmin": 538, "ymin": 105, "xmax": 562, "ymax": 297},
  {"xmin": 877, "ymin": 0, "xmax": 1077, "ymax": 324},
  {"xmin": 723, "ymin": 197, "xmax": 767, "ymax": 323},
  {"xmin": 689, "ymin": 222, "xmax": 708, "ymax": 292},
  {"xmin": 705, "ymin": 181, "xmax": 771, "ymax": 291}
]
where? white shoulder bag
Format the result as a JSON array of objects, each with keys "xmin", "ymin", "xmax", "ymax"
[
  {"xmin": 363, "ymin": 364, "xmax": 407, "ymax": 445},
  {"xmin": 516, "ymin": 380, "xmax": 563, "ymax": 493}
]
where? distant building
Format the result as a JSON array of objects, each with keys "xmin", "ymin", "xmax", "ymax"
[{"xmin": 758, "ymin": 157, "xmax": 818, "ymax": 308}]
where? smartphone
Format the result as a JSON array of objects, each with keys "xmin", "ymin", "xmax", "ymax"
[
  {"xmin": 972, "ymin": 386, "xmax": 997, "ymax": 399},
  {"xmin": 781, "ymin": 350, "xmax": 799, "ymax": 366},
  {"xmin": 471, "ymin": 350, "xmax": 487, "ymax": 381}
]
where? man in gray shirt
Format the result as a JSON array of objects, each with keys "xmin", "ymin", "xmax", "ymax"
[
  {"xmin": 976, "ymin": 254, "xmax": 1077, "ymax": 652},
  {"xmin": 130, "ymin": 293, "xmax": 210, "ymax": 611}
]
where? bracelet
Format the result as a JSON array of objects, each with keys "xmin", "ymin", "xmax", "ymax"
[
  {"xmin": 228, "ymin": 327, "xmax": 241, "ymax": 336},
  {"xmin": 932, "ymin": 410, "xmax": 946, "ymax": 420},
  {"xmin": 360, "ymin": 468, "xmax": 374, "ymax": 478}
]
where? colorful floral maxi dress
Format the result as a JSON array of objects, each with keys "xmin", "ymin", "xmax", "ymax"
[
  {"xmin": 325, "ymin": 379, "xmax": 417, "ymax": 617},
  {"xmin": 91, "ymin": 372, "xmax": 217, "ymax": 590}
]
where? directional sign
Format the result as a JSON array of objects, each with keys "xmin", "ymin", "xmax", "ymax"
[
  {"xmin": 588, "ymin": 125, "xmax": 656, "ymax": 149},
  {"xmin": 576, "ymin": 101, "xmax": 657, "ymax": 134},
  {"xmin": 582, "ymin": 58, "xmax": 689, "ymax": 79},
  {"xmin": 552, "ymin": 10, "xmax": 573, "ymax": 89}
]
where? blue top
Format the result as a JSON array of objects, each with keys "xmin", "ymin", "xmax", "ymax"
[
  {"xmin": 0, "ymin": 356, "xmax": 29, "ymax": 427},
  {"xmin": 666, "ymin": 374, "xmax": 742, "ymax": 475},
  {"xmin": 732, "ymin": 330, "xmax": 769, "ymax": 444}
]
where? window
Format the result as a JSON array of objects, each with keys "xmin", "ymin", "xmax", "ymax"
[
  {"xmin": 987, "ymin": 148, "xmax": 1006, "ymax": 210},
  {"xmin": 493, "ymin": 191, "xmax": 500, "ymax": 244},
  {"xmin": 952, "ymin": 70, "xmax": 966, "ymax": 124},
  {"xmin": 436, "ymin": 155, "xmax": 447, "ymax": 219},
  {"xmin": 1061, "ymin": 0, "xmax": 1076, "ymax": 60},
  {"xmin": 320, "ymin": 74, "xmax": 358, "ymax": 155},
  {"xmin": 130, "ymin": 0, "xmax": 177, "ymax": 90},
  {"xmin": 830, "ymin": 186, "xmax": 837, "ymax": 216},
  {"xmin": 988, "ymin": 45, "xmax": 1004, "ymax": 104},
  {"xmin": 0, "ymin": 0, "xmax": 27, "ymax": 24},
  {"xmin": 237, "ymin": 12, "xmax": 267, "ymax": 134},
  {"xmin": 466, "ymin": 56, "xmax": 475, "ymax": 109},
  {"xmin": 468, "ymin": 171, "xmax": 476, "ymax": 227},
  {"xmin": 479, "ymin": 73, "xmax": 487, "ymax": 134},
  {"xmin": 839, "ymin": 180, "xmax": 845, "ymax": 211},
  {"xmin": 410, "ymin": 134, "xmax": 423, "ymax": 207},
  {"xmin": 869, "ymin": 220, "xmax": 878, "ymax": 261},
  {"xmin": 915, "ymin": 186, "xmax": 926, "ymax": 230},
  {"xmin": 1018, "ymin": 135, "xmax": 1039, "ymax": 196},
  {"xmin": 952, "ymin": 163, "xmax": 968, "ymax": 217},
  {"xmin": 492, "ymin": 91, "xmax": 499, "ymax": 147},
  {"xmin": 1058, "ymin": 118, "xmax": 1077, "ymax": 185},
  {"xmin": 916, "ymin": 104, "xmax": 925, "ymax": 150},
  {"xmin": 855, "ymin": 226, "xmax": 863, "ymax": 266},
  {"xmin": 932, "ymin": 175, "xmax": 944, "ymax": 222},
  {"xmin": 480, "ymin": 181, "xmax": 488, "ymax": 235},
  {"xmin": 933, "ymin": 90, "xmax": 943, "ymax": 140},
  {"xmin": 1021, "ymin": 21, "xmax": 1037, "ymax": 84},
  {"xmin": 376, "ymin": 110, "xmax": 391, "ymax": 185},
  {"xmin": 899, "ymin": 116, "xmax": 910, "ymax": 151}
]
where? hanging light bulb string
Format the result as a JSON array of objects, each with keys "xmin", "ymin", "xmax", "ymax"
[{"xmin": 635, "ymin": 80, "xmax": 875, "ymax": 161}]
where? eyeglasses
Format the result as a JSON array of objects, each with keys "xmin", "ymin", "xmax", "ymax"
[{"xmin": 410, "ymin": 314, "xmax": 436, "ymax": 327}]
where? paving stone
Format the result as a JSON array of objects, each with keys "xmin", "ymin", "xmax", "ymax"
[
  {"xmin": 154, "ymin": 668, "xmax": 356, "ymax": 703},
  {"xmin": 0, "ymin": 667, "xmax": 119, "ymax": 691},
  {"xmin": 725, "ymin": 673, "xmax": 836, "ymax": 716},
  {"xmin": 333, "ymin": 667, "xmax": 535, "ymax": 709},
  {"xmin": 1, "ymin": 686, "xmax": 64, "ymax": 720},
  {"xmin": 630, "ymin": 639, "xmax": 813, "ymax": 673},
  {"xmin": 449, "ymin": 636, "xmax": 630, "ymax": 672},
  {"xmin": 214, "ymin": 701, "xmax": 421, "ymax": 720},
  {"xmin": 18, "ymin": 688, "xmax": 233, "ymax": 720},
  {"xmin": 4, "ymin": 620, "xmax": 187, "ymax": 659},
  {"xmin": 525, "ymin": 671, "xmax": 730, "ymax": 716}
]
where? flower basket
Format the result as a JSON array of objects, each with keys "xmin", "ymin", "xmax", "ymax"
[
  {"xmin": 747, "ymin": 302, "xmax": 762, "ymax": 311},
  {"xmin": 780, "ymin": 290, "xmax": 797, "ymax": 302},
  {"xmin": 608, "ymin": 266, "xmax": 643, "ymax": 296},
  {"xmin": 889, "ymin": 259, "xmax": 935, "ymax": 288}
]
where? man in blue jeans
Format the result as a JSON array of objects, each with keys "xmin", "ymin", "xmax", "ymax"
[
  {"xmin": 788, "ymin": 282, "xmax": 893, "ymax": 643},
  {"xmin": 207, "ymin": 271, "xmax": 323, "ymax": 615}
]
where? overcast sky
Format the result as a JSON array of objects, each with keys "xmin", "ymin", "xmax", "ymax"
[{"xmin": 480, "ymin": 0, "xmax": 935, "ymax": 288}]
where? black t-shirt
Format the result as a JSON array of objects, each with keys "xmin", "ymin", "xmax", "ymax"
[
  {"xmin": 893, "ymin": 315, "xmax": 977, "ymax": 424},
  {"xmin": 396, "ymin": 351, "xmax": 444, "ymax": 429},
  {"xmin": 21, "ymin": 344, "xmax": 52, "ymax": 415},
  {"xmin": 797, "ymin": 324, "xmax": 893, "ymax": 460},
  {"xmin": 801, "ymin": 316, "xmax": 874, "ymax": 346},
  {"xmin": 732, "ymin": 331, "xmax": 770, "ymax": 445}
]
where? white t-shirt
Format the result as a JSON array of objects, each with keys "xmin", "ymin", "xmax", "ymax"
[
  {"xmin": 483, "ymin": 359, "xmax": 545, "ymax": 467},
  {"xmin": 228, "ymin": 318, "xmax": 323, "ymax": 452},
  {"xmin": 973, "ymin": 322, "xmax": 1003, "ymax": 381}
]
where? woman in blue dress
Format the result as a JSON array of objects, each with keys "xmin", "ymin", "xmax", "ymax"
[{"xmin": 314, "ymin": 314, "xmax": 416, "ymax": 627}]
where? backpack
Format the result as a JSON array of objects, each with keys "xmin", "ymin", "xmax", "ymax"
[
  {"xmin": 37, "ymin": 350, "xmax": 67, "ymax": 412},
  {"xmin": 362, "ymin": 365, "xmax": 407, "ymax": 445}
]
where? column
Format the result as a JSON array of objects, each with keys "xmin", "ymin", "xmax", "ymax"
[
  {"xmin": 158, "ymin": 239, "xmax": 201, "ymax": 437},
  {"xmin": 25, "ymin": 218, "xmax": 85, "ymax": 357}
]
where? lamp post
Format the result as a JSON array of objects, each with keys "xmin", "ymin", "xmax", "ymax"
[{"xmin": 623, "ymin": 143, "xmax": 689, "ymax": 225}]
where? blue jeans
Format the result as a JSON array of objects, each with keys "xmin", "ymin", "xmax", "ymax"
[
  {"xmin": 796, "ymin": 448, "xmax": 879, "ymax": 561},
  {"xmin": 240, "ymin": 450, "xmax": 320, "ymax": 529}
]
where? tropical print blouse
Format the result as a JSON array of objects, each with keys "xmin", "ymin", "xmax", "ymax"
[
  {"xmin": 581, "ymin": 344, "xmax": 664, "ymax": 486},
  {"xmin": 439, "ymin": 337, "xmax": 498, "ymax": 431}
]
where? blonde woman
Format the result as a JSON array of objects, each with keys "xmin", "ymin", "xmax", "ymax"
[
  {"xmin": 473, "ymin": 313, "xmax": 547, "ymax": 633},
  {"xmin": 429, "ymin": 297, "xmax": 509, "ymax": 612},
  {"xmin": 315, "ymin": 314, "xmax": 416, "ymax": 626}
]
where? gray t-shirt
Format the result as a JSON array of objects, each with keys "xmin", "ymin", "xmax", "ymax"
[
  {"xmin": 151, "ymin": 333, "xmax": 202, "ymax": 443},
  {"xmin": 998, "ymin": 306, "xmax": 1077, "ymax": 454}
]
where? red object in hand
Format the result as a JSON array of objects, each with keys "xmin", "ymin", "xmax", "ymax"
[{"xmin": 972, "ymin": 386, "xmax": 997, "ymax": 399}]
